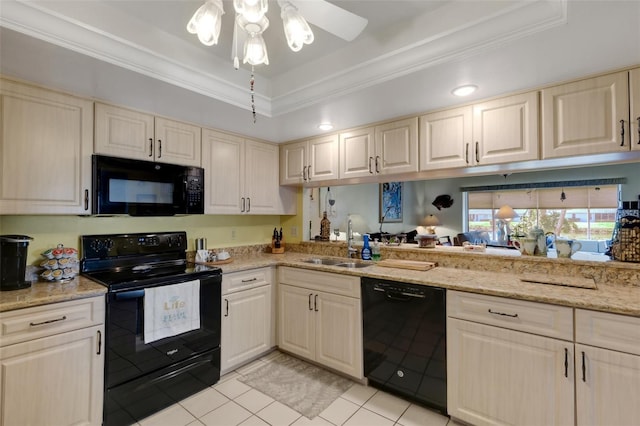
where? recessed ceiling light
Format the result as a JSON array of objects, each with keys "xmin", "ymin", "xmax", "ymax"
[
  {"xmin": 452, "ymin": 85, "xmax": 478, "ymax": 97},
  {"xmin": 318, "ymin": 122, "xmax": 334, "ymax": 131}
]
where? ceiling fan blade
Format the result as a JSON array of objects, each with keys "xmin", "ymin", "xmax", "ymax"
[{"xmin": 289, "ymin": 0, "xmax": 368, "ymax": 42}]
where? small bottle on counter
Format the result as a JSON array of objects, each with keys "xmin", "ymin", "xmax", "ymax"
[
  {"xmin": 371, "ymin": 239, "xmax": 381, "ymax": 261},
  {"xmin": 361, "ymin": 234, "xmax": 372, "ymax": 260}
]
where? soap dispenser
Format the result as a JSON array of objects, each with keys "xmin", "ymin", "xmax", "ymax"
[{"xmin": 361, "ymin": 234, "xmax": 372, "ymax": 260}]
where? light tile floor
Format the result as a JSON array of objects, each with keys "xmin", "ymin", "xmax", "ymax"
[{"xmin": 138, "ymin": 352, "xmax": 459, "ymax": 426}]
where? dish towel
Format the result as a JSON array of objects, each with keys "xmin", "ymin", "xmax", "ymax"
[{"xmin": 144, "ymin": 280, "xmax": 200, "ymax": 344}]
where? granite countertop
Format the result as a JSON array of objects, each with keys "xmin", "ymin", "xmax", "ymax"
[
  {"xmin": 2, "ymin": 248, "xmax": 638, "ymax": 317},
  {"xmin": 0, "ymin": 276, "xmax": 107, "ymax": 313},
  {"xmin": 216, "ymin": 252, "xmax": 640, "ymax": 318}
]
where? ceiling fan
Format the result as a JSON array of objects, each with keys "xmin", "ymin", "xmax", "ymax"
[{"xmin": 187, "ymin": 0, "xmax": 368, "ymax": 66}]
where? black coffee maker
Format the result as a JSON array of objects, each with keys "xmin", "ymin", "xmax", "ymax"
[{"xmin": 0, "ymin": 235, "xmax": 33, "ymax": 291}]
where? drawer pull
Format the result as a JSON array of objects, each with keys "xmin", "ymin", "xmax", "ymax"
[
  {"xmin": 487, "ymin": 309, "xmax": 518, "ymax": 318},
  {"xmin": 30, "ymin": 315, "xmax": 67, "ymax": 327},
  {"xmin": 241, "ymin": 277, "xmax": 258, "ymax": 283}
]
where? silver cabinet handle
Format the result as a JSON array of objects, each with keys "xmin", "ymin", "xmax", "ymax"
[
  {"xmin": 241, "ymin": 197, "xmax": 245, "ymax": 212},
  {"xmin": 368, "ymin": 157, "xmax": 373, "ymax": 174},
  {"xmin": 620, "ymin": 119, "xmax": 625, "ymax": 147},
  {"xmin": 314, "ymin": 294, "xmax": 319, "ymax": 312},
  {"xmin": 149, "ymin": 138, "xmax": 154, "ymax": 157},
  {"xmin": 564, "ymin": 348, "xmax": 568, "ymax": 378},
  {"xmin": 307, "ymin": 165, "xmax": 311, "ymax": 181},
  {"xmin": 157, "ymin": 139, "xmax": 162, "ymax": 158},
  {"xmin": 465, "ymin": 143, "xmax": 469, "ymax": 164},
  {"xmin": 241, "ymin": 277, "xmax": 258, "ymax": 283},
  {"xmin": 247, "ymin": 197, "xmax": 250, "ymax": 212},
  {"xmin": 97, "ymin": 330, "xmax": 102, "ymax": 355},
  {"xmin": 308, "ymin": 293, "xmax": 313, "ymax": 310},
  {"xmin": 84, "ymin": 189, "xmax": 89, "ymax": 211},
  {"xmin": 30, "ymin": 315, "xmax": 67, "ymax": 326},
  {"xmin": 302, "ymin": 166, "xmax": 307, "ymax": 181},
  {"xmin": 224, "ymin": 299, "xmax": 229, "ymax": 317},
  {"xmin": 475, "ymin": 141, "xmax": 480, "ymax": 163},
  {"xmin": 581, "ymin": 351, "xmax": 586, "ymax": 382},
  {"xmin": 375, "ymin": 156, "xmax": 380, "ymax": 173}
]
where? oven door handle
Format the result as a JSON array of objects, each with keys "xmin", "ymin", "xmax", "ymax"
[{"xmin": 114, "ymin": 289, "xmax": 145, "ymax": 300}]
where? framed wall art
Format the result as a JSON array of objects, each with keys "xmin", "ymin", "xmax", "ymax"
[{"xmin": 379, "ymin": 182, "xmax": 403, "ymax": 223}]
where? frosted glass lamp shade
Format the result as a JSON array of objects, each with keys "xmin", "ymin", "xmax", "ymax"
[
  {"xmin": 243, "ymin": 33, "xmax": 269, "ymax": 65},
  {"xmin": 280, "ymin": 2, "xmax": 314, "ymax": 52},
  {"xmin": 234, "ymin": 0, "xmax": 268, "ymax": 23},
  {"xmin": 187, "ymin": 0, "xmax": 225, "ymax": 46}
]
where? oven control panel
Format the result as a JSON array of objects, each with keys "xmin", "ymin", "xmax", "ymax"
[{"xmin": 81, "ymin": 231, "xmax": 187, "ymax": 259}]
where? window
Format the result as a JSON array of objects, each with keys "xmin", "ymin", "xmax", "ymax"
[{"xmin": 465, "ymin": 185, "xmax": 619, "ymax": 252}]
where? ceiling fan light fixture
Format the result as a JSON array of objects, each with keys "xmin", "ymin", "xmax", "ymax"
[
  {"xmin": 452, "ymin": 84, "xmax": 478, "ymax": 97},
  {"xmin": 233, "ymin": 0, "xmax": 268, "ymax": 23},
  {"xmin": 243, "ymin": 33, "xmax": 269, "ymax": 65},
  {"xmin": 280, "ymin": 1, "xmax": 314, "ymax": 52},
  {"xmin": 187, "ymin": 0, "xmax": 225, "ymax": 46}
]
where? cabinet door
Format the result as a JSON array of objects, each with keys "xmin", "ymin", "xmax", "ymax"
[
  {"xmin": 0, "ymin": 325, "xmax": 104, "ymax": 426},
  {"xmin": 278, "ymin": 284, "xmax": 315, "ymax": 360},
  {"xmin": 0, "ymin": 79, "xmax": 93, "ymax": 214},
  {"xmin": 244, "ymin": 140, "xmax": 279, "ymax": 214},
  {"xmin": 279, "ymin": 141, "xmax": 307, "ymax": 185},
  {"xmin": 154, "ymin": 116, "xmax": 201, "ymax": 167},
  {"xmin": 631, "ymin": 68, "xmax": 640, "ymax": 150},
  {"xmin": 315, "ymin": 292, "xmax": 363, "ymax": 379},
  {"xmin": 375, "ymin": 117, "xmax": 419, "ymax": 175},
  {"xmin": 308, "ymin": 134, "xmax": 339, "ymax": 182},
  {"xmin": 94, "ymin": 102, "xmax": 155, "ymax": 160},
  {"xmin": 202, "ymin": 129, "xmax": 243, "ymax": 214},
  {"xmin": 575, "ymin": 344, "xmax": 640, "ymax": 426},
  {"xmin": 473, "ymin": 91, "xmax": 539, "ymax": 165},
  {"xmin": 221, "ymin": 285, "xmax": 272, "ymax": 373},
  {"xmin": 419, "ymin": 106, "xmax": 472, "ymax": 170},
  {"xmin": 339, "ymin": 127, "xmax": 376, "ymax": 179},
  {"xmin": 447, "ymin": 318, "xmax": 574, "ymax": 426},
  {"xmin": 541, "ymin": 72, "xmax": 629, "ymax": 158}
]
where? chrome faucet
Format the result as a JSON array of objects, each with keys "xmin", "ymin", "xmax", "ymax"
[{"xmin": 347, "ymin": 217, "xmax": 358, "ymax": 258}]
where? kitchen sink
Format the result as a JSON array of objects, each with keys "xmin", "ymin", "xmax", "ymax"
[
  {"xmin": 303, "ymin": 257, "xmax": 344, "ymax": 265},
  {"xmin": 334, "ymin": 261, "xmax": 371, "ymax": 268}
]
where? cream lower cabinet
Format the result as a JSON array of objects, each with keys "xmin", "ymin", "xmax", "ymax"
[
  {"xmin": 95, "ymin": 102, "xmax": 201, "ymax": 167},
  {"xmin": 0, "ymin": 297, "xmax": 105, "ymax": 426},
  {"xmin": 575, "ymin": 309, "xmax": 640, "ymax": 426},
  {"xmin": 221, "ymin": 268, "xmax": 275, "ymax": 374},
  {"xmin": 277, "ymin": 267, "xmax": 363, "ymax": 379},
  {"xmin": 0, "ymin": 78, "xmax": 93, "ymax": 214},
  {"xmin": 447, "ymin": 291, "xmax": 574, "ymax": 426}
]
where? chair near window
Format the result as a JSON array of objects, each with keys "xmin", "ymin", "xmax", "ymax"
[{"xmin": 439, "ymin": 236, "xmax": 452, "ymax": 246}]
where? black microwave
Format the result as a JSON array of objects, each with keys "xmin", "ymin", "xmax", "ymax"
[{"xmin": 92, "ymin": 155, "xmax": 204, "ymax": 216}]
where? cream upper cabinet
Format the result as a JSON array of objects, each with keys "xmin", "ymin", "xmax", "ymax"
[
  {"xmin": 95, "ymin": 103, "xmax": 201, "ymax": 167},
  {"xmin": 419, "ymin": 106, "xmax": 472, "ymax": 170},
  {"xmin": 280, "ymin": 134, "xmax": 339, "ymax": 185},
  {"xmin": 278, "ymin": 267, "xmax": 363, "ymax": 379},
  {"xmin": 630, "ymin": 68, "xmax": 640, "ymax": 149},
  {"xmin": 574, "ymin": 309, "xmax": 640, "ymax": 426},
  {"xmin": 340, "ymin": 126, "xmax": 375, "ymax": 179},
  {"xmin": 472, "ymin": 91, "xmax": 539, "ymax": 166},
  {"xmin": 374, "ymin": 118, "xmax": 419, "ymax": 175},
  {"xmin": 203, "ymin": 129, "xmax": 293, "ymax": 215},
  {"xmin": 541, "ymin": 71, "xmax": 630, "ymax": 158},
  {"xmin": 0, "ymin": 78, "xmax": 93, "ymax": 214}
]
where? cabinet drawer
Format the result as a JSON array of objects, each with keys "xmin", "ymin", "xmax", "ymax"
[
  {"xmin": 223, "ymin": 267, "xmax": 272, "ymax": 294},
  {"xmin": 278, "ymin": 267, "xmax": 360, "ymax": 298},
  {"xmin": 0, "ymin": 296, "xmax": 105, "ymax": 347},
  {"xmin": 447, "ymin": 290, "xmax": 573, "ymax": 341},
  {"xmin": 576, "ymin": 309, "xmax": 640, "ymax": 356}
]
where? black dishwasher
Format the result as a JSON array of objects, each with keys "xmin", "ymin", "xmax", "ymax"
[{"xmin": 361, "ymin": 277, "xmax": 446, "ymax": 414}]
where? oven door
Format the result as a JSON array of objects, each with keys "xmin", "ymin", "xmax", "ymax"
[{"xmin": 104, "ymin": 274, "xmax": 221, "ymax": 390}]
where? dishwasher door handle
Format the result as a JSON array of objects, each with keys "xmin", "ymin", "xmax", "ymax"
[{"xmin": 373, "ymin": 287, "xmax": 426, "ymax": 300}]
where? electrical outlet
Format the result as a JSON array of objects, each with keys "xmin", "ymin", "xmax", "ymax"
[
  {"xmin": 231, "ymin": 228, "xmax": 236, "ymax": 240},
  {"xmin": 290, "ymin": 226, "xmax": 298, "ymax": 237}
]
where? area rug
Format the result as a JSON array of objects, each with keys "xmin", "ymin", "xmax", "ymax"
[{"xmin": 238, "ymin": 353, "xmax": 354, "ymax": 419}]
